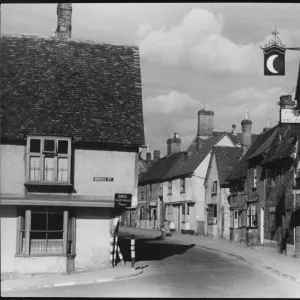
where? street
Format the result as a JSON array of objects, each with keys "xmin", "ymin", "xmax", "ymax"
[{"xmin": 2, "ymin": 233, "xmax": 300, "ymax": 298}]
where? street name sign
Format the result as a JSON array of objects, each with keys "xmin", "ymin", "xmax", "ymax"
[
  {"xmin": 94, "ymin": 177, "xmax": 114, "ymax": 182},
  {"xmin": 281, "ymin": 108, "xmax": 300, "ymax": 123}
]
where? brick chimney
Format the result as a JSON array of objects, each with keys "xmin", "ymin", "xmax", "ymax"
[
  {"xmin": 146, "ymin": 144, "xmax": 151, "ymax": 166},
  {"xmin": 231, "ymin": 124, "xmax": 237, "ymax": 135},
  {"xmin": 167, "ymin": 133, "xmax": 181, "ymax": 155},
  {"xmin": 56, "ymin": 3, "xmax": 72, "ymax": 39},
  {"xmin": 241, "ymin": 106, "xmax": 252, "ymax": 149},
  {"xmin": 196, "ymin": 102, "xmax": 214, "ymax": 151},
  {"xmin": 153, "ymin": 150, "xmax": 160, "ymax": 163}
]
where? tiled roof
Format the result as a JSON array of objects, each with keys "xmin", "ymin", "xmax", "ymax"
[
  {"xmin": 226, "ymin": 125, "xmax": 278, "ymax": 181},
  {"xmin": 213, "ymin": 147, "xmax": 243, "ymax": 185},
  {"xmin": 139, "ymin": 152, "xmax": 186, "ymax": 185},
  {"xmin": 167, "ymin": 133, "xmax": 227, "ymax": 179},
  {"xmin": 247, "ymin": 125, "xmax": 279, "ymax": 160},
  {"xmin": 0, "ymin": 35, "xmax": 145, "ymax": 146},
  {"xmin": 262, "ymin": 125, "xmax": 296, "ymax": 165},
  {"xmin": 186, "ymin": 131, "xmax": 259, "ymax": 152}
]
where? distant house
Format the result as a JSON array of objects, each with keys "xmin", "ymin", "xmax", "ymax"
[
  {"xmin": 0, "ymin": 4, "xmax": 144, "ymax": 274},
  {"xmin": 204, "ymin": 146, "xmax": 243, "ymax": 239},
  {"xmin": 226, "ymin": 89, "xmax": 300, "ymax": 258},
  {"xmin": 226, "ymin": 124, "xmax": 278, "ymax": 244}
]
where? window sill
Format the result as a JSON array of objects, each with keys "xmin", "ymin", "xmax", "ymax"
[
  {"xmin": 15, "ymin": 253, "xmax": 70, "ymax": 258},
  {"xmin": 246, "ymin": 227, "xmax": 258, "ymax": 230},
  {"xmin": 211, "ymin": 193, "xmax": 217, "ymax": 196},
  {"xmin": 167, "ymin": 194, "xmax": 172, "ymax": 196},
  {"xmin": 25, "ymin": 182, "xmax": 72, "ymax": 186},
  {"xmin": 180, "ymin": 191, "xmax": 186, "ymax": 194}
]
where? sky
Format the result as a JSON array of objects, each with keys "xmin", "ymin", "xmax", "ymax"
[{"xmin": 2, "ymin": 3, "xmax": 300, "ymax": 157}]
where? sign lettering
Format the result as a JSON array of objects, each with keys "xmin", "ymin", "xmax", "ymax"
[
  {"xmin": 281, "ymin": 109, "xmax": 300, "ymax": 123},
  {"xmin": 114, "ymin": 193, "xmax": 132, "ymax": 208},
  {"xmin": 94, "ymin": 177, "xmax": 114, "ymax": 182}
]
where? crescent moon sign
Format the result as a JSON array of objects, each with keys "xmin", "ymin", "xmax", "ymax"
[{"xmin": 266, "ymin": 55, "xmax": 279, "ymax": 74}]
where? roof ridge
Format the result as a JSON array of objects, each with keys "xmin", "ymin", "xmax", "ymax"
[{"xmin": 1, "ymin": 34, "xmax": 139, "ymax": 48}]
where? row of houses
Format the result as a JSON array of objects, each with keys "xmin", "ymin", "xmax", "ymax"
[{"xmin": 122, "ymin": 67, "xmax": 300, "ymax": 257}]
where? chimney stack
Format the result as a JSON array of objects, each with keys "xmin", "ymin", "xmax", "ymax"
[
  {"xmin": 231, "ymin": 124, "xmax": 237, "ymax": 135},
  {"xmin": 263, "ymin": 118, "xmax": 271, "ymax": 133},
  {"xmin": 146, "ymin": 152, "xmax": 152, "ymax": 166},
  {"xmin": 196, "ymin": 102, "xmax": 214, "ymax": 151},
  {"xmin": 153, "ymin": 150, "xmax": 160, "ymax": 163},
  {"xmin": 56, "ymin": 3, "xmax": 72, "ymax": 39},
  {"xmin": 146, "ymin": 144, "xmax": 151, "ymax": 166},
  {"xmin": 167, "ymin": 133, "xmax": 181, "ymax": 155},
  {"xmin": 241, "ymin": 106, "xmax": 252, "ymax": 149}
]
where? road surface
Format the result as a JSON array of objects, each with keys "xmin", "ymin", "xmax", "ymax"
[{"xmin": 2, "ymin": 233, "xmax": 300, "ymax": 297}]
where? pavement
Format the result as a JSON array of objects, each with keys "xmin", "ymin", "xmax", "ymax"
[
  {"xmin": 1, "ymin": 265, "xmax": 142, "ymax": 293},
  {"xmin": 120, "ymin": 226, "xmax": 300, "ymax": 285}
]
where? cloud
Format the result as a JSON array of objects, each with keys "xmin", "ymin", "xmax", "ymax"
[
  {"xmin": 138, "ymin": 7, "xmax": 300, "ymax": 73},
  {"xmin": 143, "ymin": 90, "xmax": 199, "ymax": 114}
]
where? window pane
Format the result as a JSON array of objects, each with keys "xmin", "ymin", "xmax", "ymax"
[
  {"xmin": 48, "ymin": 231, "xmax": 63, "ymax": 239},
  {"xmin": 31, "ymin": 231, "xmax": 47, "ymax": 239},
  {"xmin": 58, "ymin": 140, "xmax": 68, "ymax": 154},
  {"xmin": 31, "ymin": 212, "xmax": 47, "ymax": 230},
  {"xmin": 30, "ymin": 139, "xmax": 41, "ymax": 153},
  {"xmin": 44, "ymin": 157, "xmax": 55, "ymax": 181},
  {"xmin": 48, "ymin": 212, "xmax": 64, "ymax": 231},
  {"xmin": 57, "ymin": 157, "xmax": 69, "ymax": 182},
  {"xmin": 44, "ymin": 139, "xmax": 55, "ymax": 152},
  {"xmin": 29, "ymin": 156, "xmax": 40, "ymax": 180}
]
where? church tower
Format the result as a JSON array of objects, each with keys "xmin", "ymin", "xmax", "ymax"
[{"xmin": 56, "ymin": 3, "xmax": 72, "ymax": 39}]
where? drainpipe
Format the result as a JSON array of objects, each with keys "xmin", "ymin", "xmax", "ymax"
[{"xmin": 293, "ymin": 192, "xmax": 296, "ymax": 255}]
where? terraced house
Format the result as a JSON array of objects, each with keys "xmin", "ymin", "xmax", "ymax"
[
  {"xmin": 226, "ymin": 64, "xmax": 300, "ymax": 258},
  {"xmin": 0, "ymin": 4, "xmax": 144, "ymax": 274},
  {"xmin": 204, "ymin": 146, "xmax": 243, "ymax": 239},
  {"xmin": 136, "ymin": 104, "xmax": 259, "ymax": 236}
]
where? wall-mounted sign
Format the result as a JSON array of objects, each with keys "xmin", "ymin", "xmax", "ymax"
[
  {"xmin": 281, "ymin": 109, "xmax": 300, "ymax": 123},
  {"xmin": 93, "ymin": 177, "xmax": 114, "ymax": 182},
  {"xmin": 114, "ymin": 193, "xmax": 132, "ymax": 208}
]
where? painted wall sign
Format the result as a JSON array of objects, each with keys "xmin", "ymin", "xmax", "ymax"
[
  {"xmin": 93, "ymin": 177, "xmax": 114, "ymax": 182},
  {"xmin": 281, "ymin": 109, "xmax": 300, "ymax": 123},
  {"xmin": 114, "ymin": 193, "xmax": 132, "ymax": 208}
]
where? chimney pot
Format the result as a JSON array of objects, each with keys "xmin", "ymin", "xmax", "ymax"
[
  {"xmin": 153, "ymin": 150, "xmax": 160, "ymax": 163},
  {"xmin": 231, "ymin": 124, "xmax": 237, "ymax": 135},
  {"xmin": 244, "ymin": 106, "xmax": 249, "ymax": 120},
  {"xmin": 167, "ymin": 134, "xmax": 181, "ymax": 155}
]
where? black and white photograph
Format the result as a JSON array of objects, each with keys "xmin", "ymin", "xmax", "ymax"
[{"xmin": 1, "ymin": 2, "xmax": 300, "ymax": 298}]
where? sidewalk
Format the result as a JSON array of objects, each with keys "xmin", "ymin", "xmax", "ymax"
[
  {"xmin": 120, "ymin": 226, "xmax": 300, "ymax": 284},
  {"xmin": 1, "ymin": 265, "xmax": 143, "ymax": 293}
]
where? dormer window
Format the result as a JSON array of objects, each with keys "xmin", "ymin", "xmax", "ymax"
[{"xmin": 26, "ymin": 136, "xmax": 71, "ymax": 184}]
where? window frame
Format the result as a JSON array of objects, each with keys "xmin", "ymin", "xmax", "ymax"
[
  {"xmin": 212, "ymin": 180, "xmax": 218, "ymax": 195},
  {"xmin": 16, "ymin": 208, "xmax": 76, "ymax": 257},
  {"xmin": 26, "ymin": 136, "xmax": 72, "ymax": 185},
  {"xmin": 180, "ymin": 178, "xmax": 185, "ymax": 193},
  {"xmin": 148, "ymin": 184, "xmax": 152, "ymax": 198},
  {"xmin": 253, "ymin": 168, "xmax": 257, "ymax": 190},
  {"xmin": 247, "ymin": 203, "xmax": 257, "ymax": 228},
  {"xmin": 168, "ymin": 181, "xmax": 172, "ymax": 195},
  {"xmin": 233, "ymin": 209, "xmax": 239, "ymax": 228}
]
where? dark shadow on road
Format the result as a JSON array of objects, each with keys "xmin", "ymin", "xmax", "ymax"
[{"xmin": 116, "ymin": 235, "xmax": 195, "ymax": 265}]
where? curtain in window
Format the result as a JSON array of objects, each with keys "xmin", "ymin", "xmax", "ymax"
[
  {"xmin": 44, "ymin": 157, "xmax": 55, "ymax": 181},
  {"xmin": 58, "ymin": 157, "xmax": 68, "ymax": 182},
  {"xmin": 29, "ymin": 156, "xmax": 40, "ymax": 180}
]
